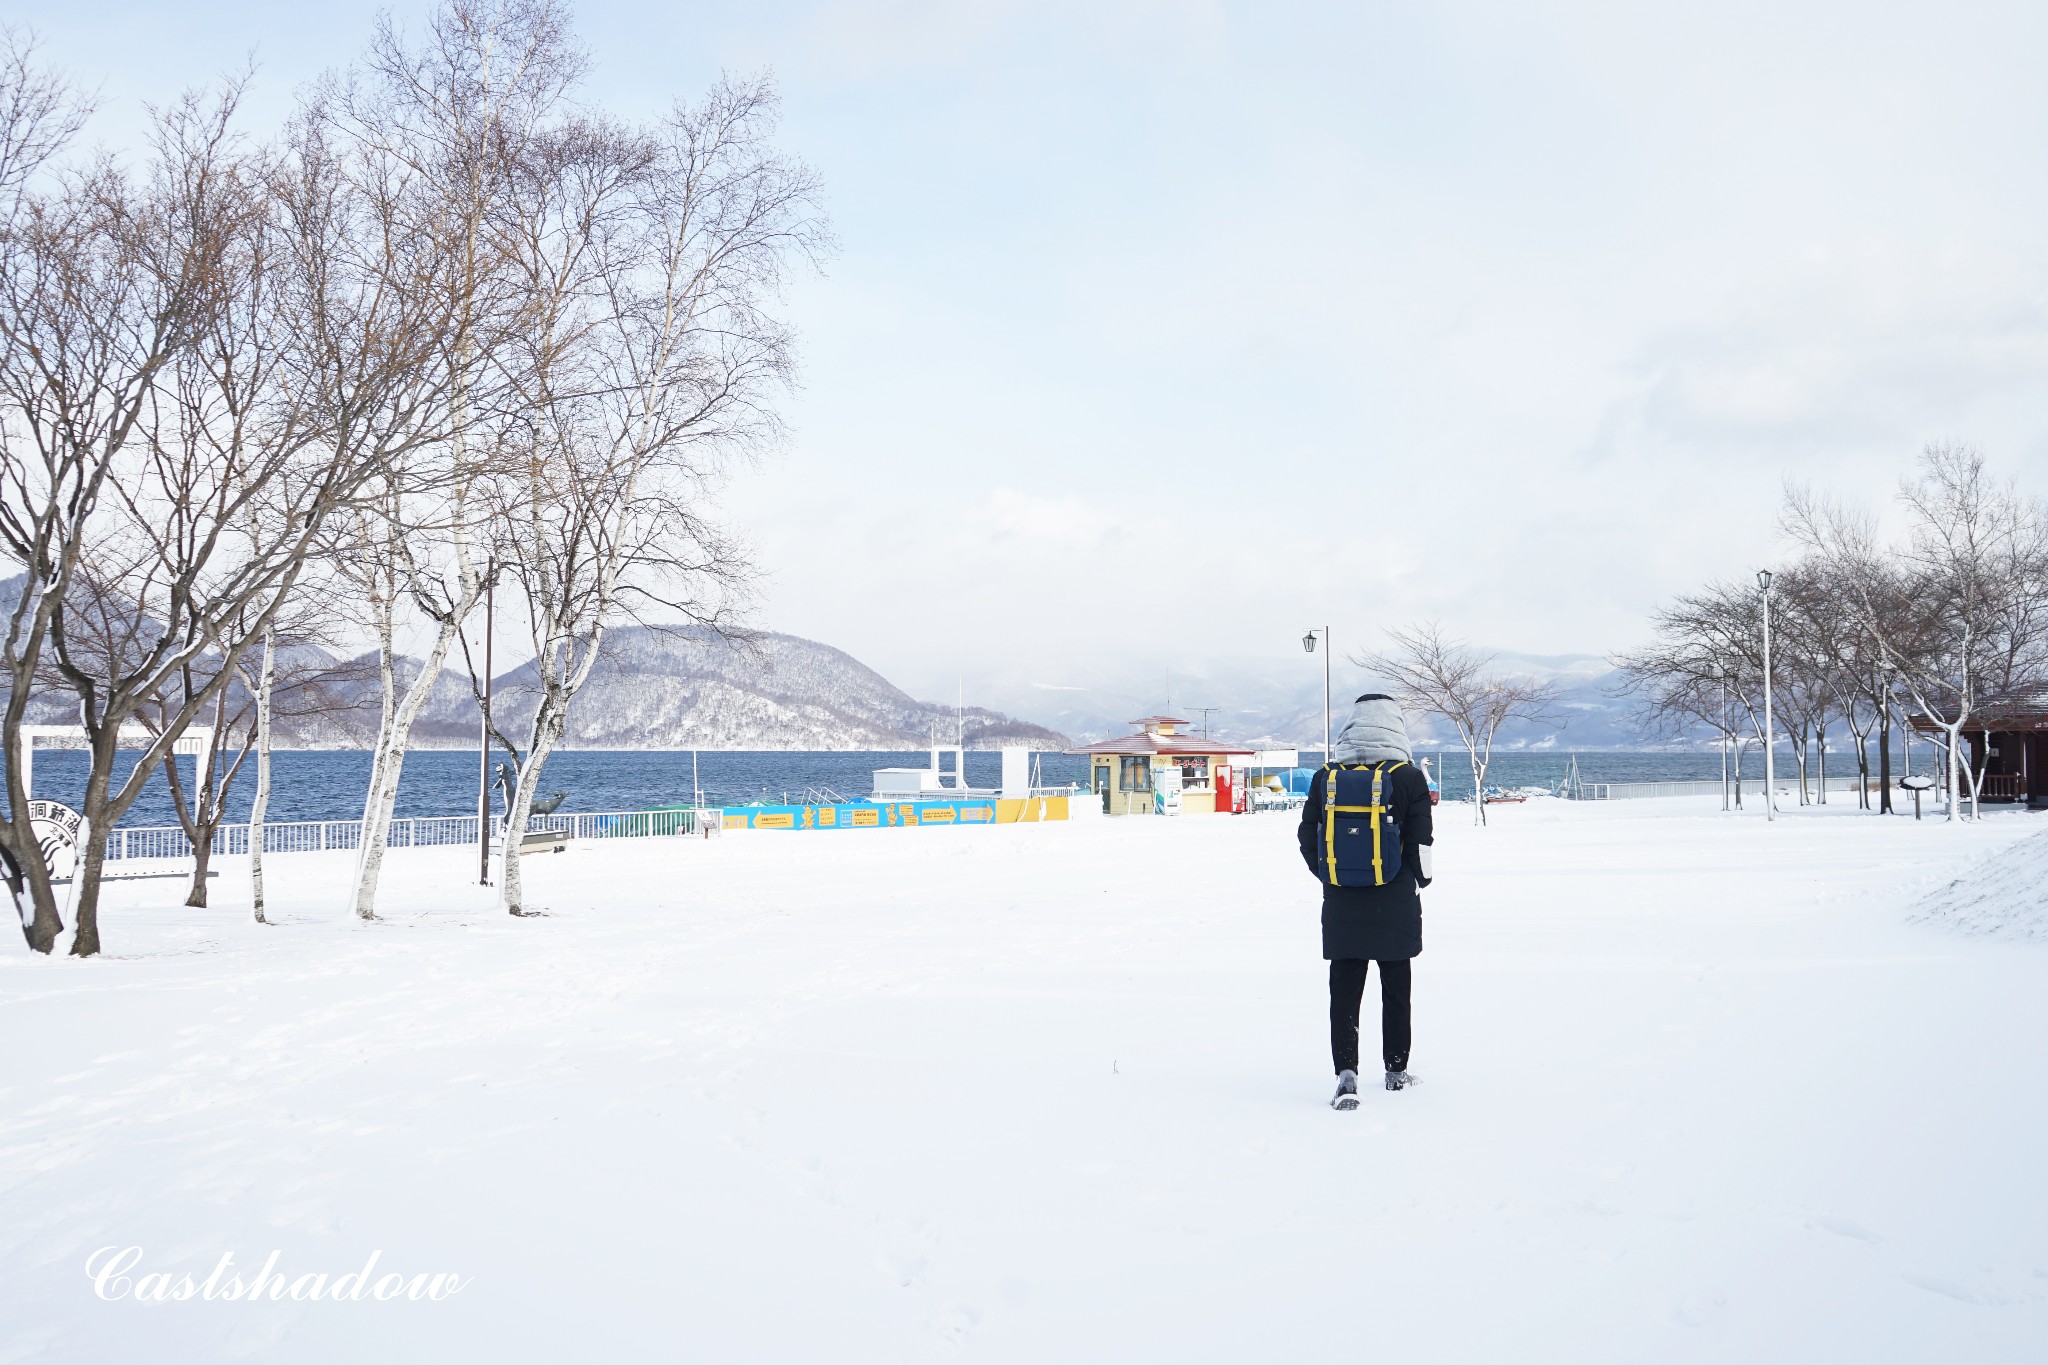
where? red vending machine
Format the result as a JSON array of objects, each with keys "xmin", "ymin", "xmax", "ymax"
[{"xmin": 1216, "ymin": 764, "xmax": 1241, "ymax": 814}]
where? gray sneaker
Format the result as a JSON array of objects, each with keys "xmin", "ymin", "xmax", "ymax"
[
  {"xmin": 1330, "ymin": 1069, "xmax": 1360, "ymax": 1110},
  {"xmin": 1385, "ymin": 1070, "xmax": 1416, "ymax": 1091}
]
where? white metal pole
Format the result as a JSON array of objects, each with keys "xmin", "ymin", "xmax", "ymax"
[
  {"xmin": 1761, "ymin": 577, "xmax": 1776, "ymax": 821},
  {"xmin": 1322, "ymin": 626, "xmax": 1332, "ymax": 765}
]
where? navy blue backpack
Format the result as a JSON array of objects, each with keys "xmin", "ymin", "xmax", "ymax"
[{"xmin": 1319, "ymin": 762, "xmax": 1407, "ymax": 888}]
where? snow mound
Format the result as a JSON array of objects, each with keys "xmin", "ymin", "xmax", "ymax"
[{"xmin": 1916, "ymin": 823, "xmax": 2048, "ymax": 939}]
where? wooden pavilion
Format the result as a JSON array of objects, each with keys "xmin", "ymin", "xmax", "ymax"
[{"xmin": 1908, "ymin": 691, "xmax": 2048, "ymax": 809}]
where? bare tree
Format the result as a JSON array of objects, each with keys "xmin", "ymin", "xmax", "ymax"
[
  {"xmin": 0, "ymin": 59, "xmax": 468, "ymax": 954},
  {"xmin": 1360, "ymin": 623, "xmax": 1561, "ymax": 827},
  {"xmin": 1765, "ymin": 566, "xmax": 1845, "ymax": 806},
  {"xmin": 489, "ymin": 75, "xmax": 824, "ymax": 914},
  {"xmin": 43, "ymin": 565, "xmax": 366, "ymax": 909},
  {"xmin": 1613, "ymin": 643, "xmax": 1749, "ymax": 805},
  {"xmin": 1786, "ymin": 448, "xmax": 2048, "ymax": 820},
  {"xmin": 1614, "ymin": 576, "xmax": 1803, "ymax": 808},
  {"xmin": 152, "ymin": 602, "xmax": 370, "ymax": 909},
  {"xmin": 1782, "ymin": 492, "xmax": 1939, "ymax": 815},
  {"xmin": 306, "ymin": 0, "xmax": 582, "ymax": 921},
  {"xmin": 0, "ymin": 83, "xmax": 281, "ymax": 954},
  {"xmin": 1778, "ymin": 556, "xmax": 1894, "ymax": 810}
]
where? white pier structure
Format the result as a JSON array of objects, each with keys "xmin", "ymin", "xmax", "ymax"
[{"xmin": 14, "ymin": 724, "xmax": 216, "ymax": 800}]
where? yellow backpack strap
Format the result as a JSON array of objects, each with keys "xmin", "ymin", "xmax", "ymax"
[{"xmin": 1369, "ymin": 765, "xmax": 1385, "ymax": 883}]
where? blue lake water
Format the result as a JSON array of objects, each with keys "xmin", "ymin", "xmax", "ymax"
[{"xmin": 12, "ymin": 746, "xmax": 1900, "ymax": 829}]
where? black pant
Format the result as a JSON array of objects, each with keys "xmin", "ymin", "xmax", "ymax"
[{"xmin": 1329, "ymin": 957, "xmax": 1411, "ymax": 1074}]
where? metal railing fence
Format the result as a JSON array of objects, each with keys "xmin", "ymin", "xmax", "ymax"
[
  {"xmin": 525, "ymin": 808, "xmax": 712, "ymax": 840},
  {"xmin": 1579, "ymin": 775, "xmax": 1883, "ymax": 801},
  {"xmin": 100, "ymin": 808, "xmax": 721, "ymax": 863}
]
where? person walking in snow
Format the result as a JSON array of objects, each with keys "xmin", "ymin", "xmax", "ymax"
[{"xmin": 1298, "ymin": 693, "xmax": 1434, "ymax": 1109}]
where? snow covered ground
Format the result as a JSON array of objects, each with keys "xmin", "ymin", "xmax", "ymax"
[
  {"xmin": 1919, "ymin": 818, "xmax": 2048, "ymax": 940},
  {"xmin": 3, "ymin": 797, "xmax": 2046, "ymax": 1362}
]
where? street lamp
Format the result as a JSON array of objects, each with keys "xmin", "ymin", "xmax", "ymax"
[
  {"xmin": 1757, "ymin": 569, "xmax": 1775, "ymax": 822},
  {"xmin": 1303, "ymin": 628, "xmax": 1331, "ymax": 765}
]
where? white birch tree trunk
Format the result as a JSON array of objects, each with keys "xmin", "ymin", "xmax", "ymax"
[
  {"xmin": 1939, "ymin": 720, "xmax": 1964, "ymax": 820},
  {"xmin": 1463, "ymin": 722, "xmax": 1487, "ymax": 828},
  {"xmin": 349, "ymin": 598, "xmax": 476, "ymax": 918},
  {"xmin": 1882, "ymin": 663, "xmax": 1971, "ymax": 823},
  {"xmin": 498, "ymin": 632, "xmax": 605, "ymax": 915},
  {"xmin": 497, "ymin": 689, "xmax": 566, "ymax": 917},
  {"xmin": 249, "ymin": 625, "xmax": 275, "ymax": 925},
  {"xmin": 1477, "ymin": 724, "xmax": 1502, "ymax": 828},
  {"xmin": 350, "ymin": 574, "xmax": 401, "ymax": 914},
  {"xmin": 1816, "ymin": 721, "xmax": 1827, "ymax": 804},
  {"xmin": 1963, "ymin": 731, "xmax": 1986, "ymax": 819},
  {"xmin": 348, "ymin": 493, "xmax": 485, "ymax": 918}
]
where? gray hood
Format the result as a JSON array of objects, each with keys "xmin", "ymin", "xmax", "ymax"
[{"xmin": 1331, "ymin": 694, "xmax": 1413, "ymax": 764}]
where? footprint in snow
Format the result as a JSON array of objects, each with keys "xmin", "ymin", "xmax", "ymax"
[
  {"xmin": 1809, "ymin": 1215, "xmax": 1883, "ymax": 1244},
  {"xmin": 1901, "ymin": 1273, "xmax": 2015, "ymax": 1307}
]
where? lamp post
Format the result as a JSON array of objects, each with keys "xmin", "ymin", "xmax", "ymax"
[
  {"xmin": 1757, "ymin": 569, "xmax": 1775, "ymax": 822},
  {"xmin": 1303, "ymin": 628, "xmax": 1331, "ymax": 764}
]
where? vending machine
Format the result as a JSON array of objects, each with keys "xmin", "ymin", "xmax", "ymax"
[{"xmin": 1153, "ymin": 764, "xmax": 1183, "ymax": 816}]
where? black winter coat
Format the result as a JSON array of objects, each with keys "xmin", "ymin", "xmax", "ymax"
[{"xmin": 1297, "ymin": 762, "xmax": 1434, "ymax": 961}]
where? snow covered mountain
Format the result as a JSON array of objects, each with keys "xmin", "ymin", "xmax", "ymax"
[
  {"xmin": 933, "ymin": 650, "xmax": 1653, "ymax": 750},
  {"xmin": 285, "ymin": 626, "xmax": 1071, "ymax": 751},
  {"xmin": 0, "ymin": 563, "xmax": 1660, "ymax": 751}
]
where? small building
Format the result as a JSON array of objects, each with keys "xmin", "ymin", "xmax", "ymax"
[
  {"xmin": 1909, "ymin": 692, "xmax": 2048, "ymax": 809},
  {"xmin": 1066, "ymin": 716, "xmax": 1255, "ymax": 816}
]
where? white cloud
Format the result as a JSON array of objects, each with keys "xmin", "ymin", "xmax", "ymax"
[{"xmin": 26, "ymin": 0, "xmax": 2048, "ymax": 712}]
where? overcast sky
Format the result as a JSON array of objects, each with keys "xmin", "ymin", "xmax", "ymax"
[{"xmin": 17, "ymin": 1, "xmax": 2048, "ymax": 703}]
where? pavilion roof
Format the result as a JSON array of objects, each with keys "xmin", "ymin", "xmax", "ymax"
[
  {"xmin": 1064, "ymin": 734, "xmax": 1256, "ymax": 757},
  {"xmin": 1906, "ymin": 689, "xmax": 2048, "ymax": 733}
]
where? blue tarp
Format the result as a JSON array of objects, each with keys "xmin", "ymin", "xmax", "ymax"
[{"xmin": 1276, "ymin": 765, "xmax": 1439, "ymax": 796}]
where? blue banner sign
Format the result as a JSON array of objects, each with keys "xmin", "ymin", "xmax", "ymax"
[{"xmin": 722, "ymin": 799, "xmax": 998, "ymax": 831}]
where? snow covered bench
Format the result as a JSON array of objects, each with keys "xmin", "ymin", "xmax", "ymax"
[{"xmin": 516, "ymin": 828, "xmax": 574, "ymax": 856}]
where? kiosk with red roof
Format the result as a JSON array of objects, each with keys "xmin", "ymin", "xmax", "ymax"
[{"xmin": 1065, "ymin": 716, "xmax": 1256, "ymax": 817}]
